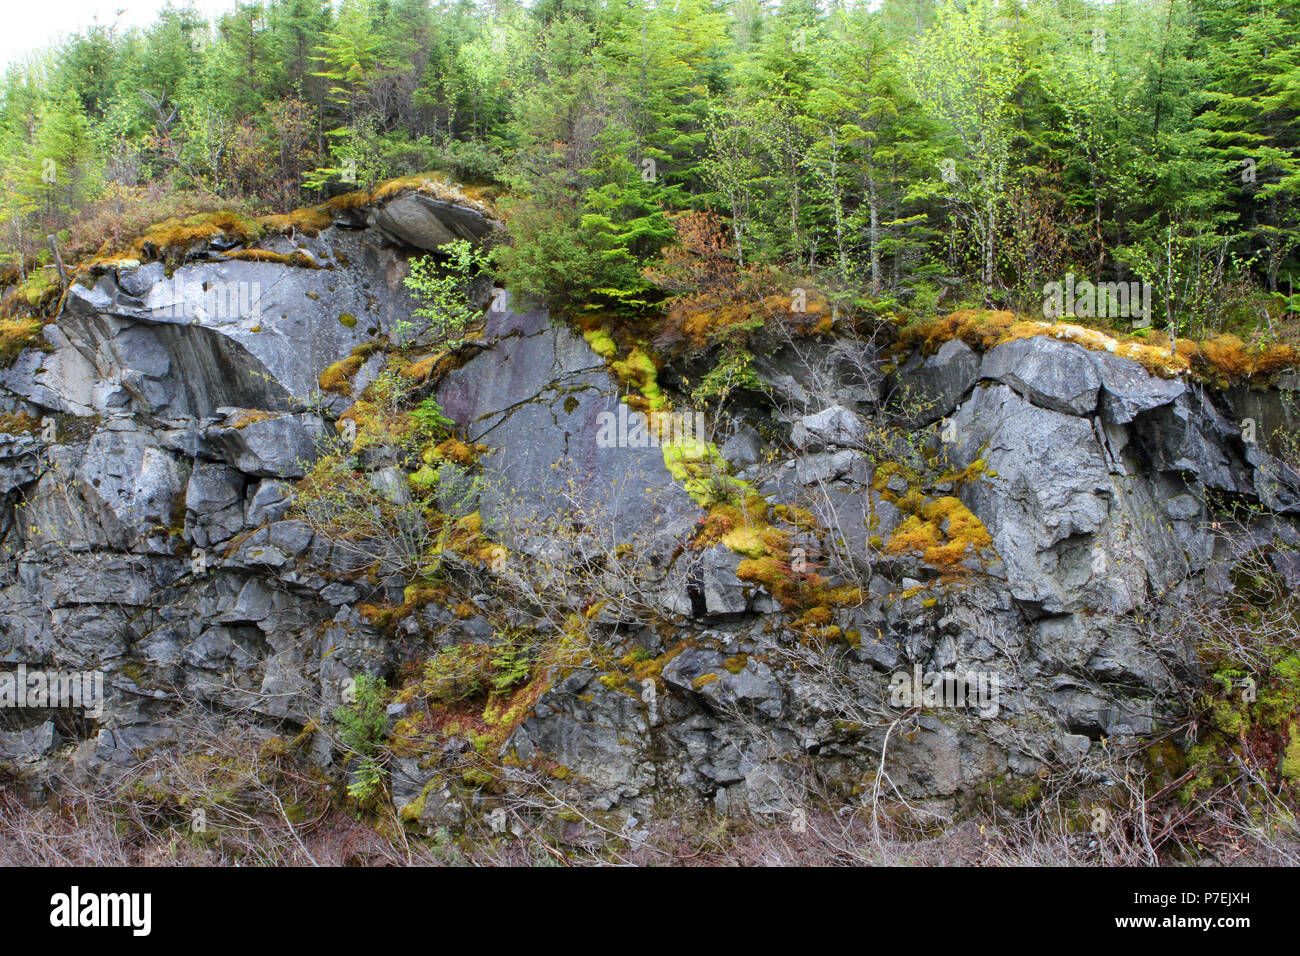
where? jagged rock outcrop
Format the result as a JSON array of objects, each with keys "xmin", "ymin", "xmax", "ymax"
[
  {"xmin": 436, "ymin": 301, "xmax": 699, "ymax": 566},
  {"xmin": 2, "ymin": 185, "xmax": 1298, "ymax": 829}
]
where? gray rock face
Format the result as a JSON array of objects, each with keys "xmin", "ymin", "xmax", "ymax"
[
  {"xmin": 791, "ymin": 404, "xmax": 865, "ymax": 451},
  {"xmin": 889, "ymin": 337, "xmax": 980, "ymax": 425},
  {"xmin": 1225, "ymin": 381, "xmax": 1300, "ymax": 454},
  {"xmin": 0, "ymin": 433, "xmax": 41, "ymax": 493},
  {"xmin": 0, "ymin": 721, "xmax": 57, "ymax": 760},
  {"xmin": 76, "ymin": 429, "xmax": 190, "ymax": 551},
  {"xmin": 186, "ymin": 463, "xmax": 246, "ymax": 548},
  {"xmin": 507, "ymin": 670, "xmax": 649, "ymax": 804},
  {"xmin": 436, "ymin": 298, "xmax": 698, "ymax": 563},
  {"xmin": 699, "ymin": 546, "xmax": 749, "ymax": 616},
  {"xmin": 1131, "ymin": 386, "xmax": 1254, "ymax": 495},
  {"xmin": 205, "ymin": 411, "xmax": 327, "ymax": 478},
  {"xmin": 719, "ymin": 423, "xmax": 762, "ymax": 465},
  {"xmin": 980, "ymin": 336, "xmax": 1101, "ymax": 416},
  {"xmin": 1090, "ymin": 350, "xmax": 1186, "ymax": 423},
  {"xmin": 745, "ymin": 336, "xmax": 883, "ymax": 416},
  {"xmin": 3, "ymin": 186, "xmax": 1298, "ymax": 831},
  {"xmin": 949, "ymin": 384, "xmax": 1165, "ymax": 614},
  {"xmin": 662, "ymin": 647, "xmax": 784, "ymax": 718},
  {"xmin": 369, "ymin": 193, "xmax": 494, "ymax": 250}
]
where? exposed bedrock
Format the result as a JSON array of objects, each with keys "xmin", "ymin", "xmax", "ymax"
[{"xmin": 1, "ymin": 192, "xmax": 1296, "ymax": 824}]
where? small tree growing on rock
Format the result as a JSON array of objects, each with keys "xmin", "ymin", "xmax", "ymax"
[{"xmin": 402, "ymin": 239, "xmax": 493, "ymax": 349}]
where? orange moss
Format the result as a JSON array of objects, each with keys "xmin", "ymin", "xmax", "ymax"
[
  {"xmin": 319, "ymin": 355, "xmax": 366, "ymax": 395},
  {"xmin": 884, "ymin": 495, "xmax": 992, "ymax": 570},
  {"xmin": 73, "ymin": 174, "xmax": 493, "ymax": 281},
  {"xmin": 771, "ymin": 503, "xmax": 820, "ymax": 533},
  {"xmin": 669, "ymin": 288, "xmax": 832, "ymax": 348},
  {"xmin": 898, "ymin": 309, "xmax": 1297, "ymax": 385},
  {"xmin": 134, "ymin": 211, "xmax": 263, "ymax": 264},
  {"xmin": 431, "ymin": 437, "xmax": 479, "ymax": 466},
  {"xmin": 628, "ymin": 640, "xmax": 691, "ymax": 684},
  {"xmin": 318, "ymin": 342, "xmax": 386, "ymax": 396},
  {"xmin": 722, "ymin": 654, "xmax": 749, "ymax": 674},
  {"xmin": 358, "ymin": 603, "xmax": 396, "ymax": 628},
  {"xmin": 799, "ymin": 607, "xmax": 833, "ymax": 626},
  {"xmin": 323, "ymin": 173, "xmax": 497, "ymax": 219},
  {"xmin": 399, "ymin": 352, "xmax": 446, "ymax": 382},
  {"xmin": 219, "ymin": 248, "xmax": 323, "ymax": 269},
  {"xmin": 736, "ymin": 556, "xmax": 803, "ymax": 605},
  {"xmin": 1177, "ymin": 334, "xmax": 1299, "ymax": 385},
  {"xmin": 257, "ymin": 205, "xmax": 334, "ymax": 236},
  {"xmin": 226, "ymin": 409, "xmax": 276, "ymax": 430},
  {"xmin": 694, "ymin": 495, "xmax": 773, "ymax": 551},
  {"xmin": 0, "ymin": 411, "xmax": 39, "ymax": 435}
]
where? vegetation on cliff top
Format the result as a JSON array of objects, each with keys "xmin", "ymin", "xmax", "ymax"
[{"xmin": 0, "ymin": 0, "xmax": 1297, "ymax": 356}]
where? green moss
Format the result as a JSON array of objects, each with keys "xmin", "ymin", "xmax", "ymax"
[
  {"xmin": 1013, "ymin": 780, "xmax": 1042, "ymax": 809},
  {"xmin": 338, "ymin": 313, "xmax": 357, "ymax": 328},
  {"xmin": 1282, "ymin": 724, "xmax": 1300, "ymax": 784},
  {"xmin": 719, "ymin": 526, "xmax": 768, "ymax": 558},
  {"xmin": 257, "ymin": 205, "xmax": 334, "ymax": 237},
  {"xmin": 462, "ymin": 767, "xmax": 493, "ymax": 788},
  {"xmin": 0, "ymin": 316, "xmax": 46, "ymax": 365},
  {"xmin": 399, "ymin": 781, "xmax": 439, "ymax": 822},
  {"xmin": 18, "ymin": 270, "xmax": 59, "ymax": 309},
  {"xmin": 320, "ymin": 353, "xmax": 367, "ymax": 395},
  {"xmin": 1210, "ymin": 698, "xmax": 1246, "ymax": 735},
  {"xmin": 583, "ymin": 328, "xmax": 617, "ymax": 359}
]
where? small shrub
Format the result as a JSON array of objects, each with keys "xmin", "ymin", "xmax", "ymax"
[
  {"xmin": 334, "ymin": 675, "xmax": 389, "ymax": 801},
  {"xmin": 402, "ymin": 240, "xmax": 492, "ymax": 349}
]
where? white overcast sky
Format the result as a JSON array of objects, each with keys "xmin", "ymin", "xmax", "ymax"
[{"xmin": 1, "ymin": 1, "xmax": 240, "ymax": 69}]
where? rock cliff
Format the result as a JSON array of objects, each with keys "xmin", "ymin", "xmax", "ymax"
[{"xmin": 3, "ymin": 181, "xmax": 1298, "ymax": 835}]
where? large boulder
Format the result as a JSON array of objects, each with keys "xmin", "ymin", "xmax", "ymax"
[
  {"xmin": 791, "ymin": 404, "xmax": 866, "ymax": 451},
  {"xmin": 980, "ymin": 336, "xmax": 1100, "ymax": 416},
  {"xmin": 204, "ymin": 410, "xmax": 327, "ymax": 478},
  {"xmin": 369, "ymin": 194, "xmax": 494, "ymax": 250},
  {"xmin": 23, "ymin": 228, "xmax": 428, "ymax": 419},
  {"xmin": 1129, "ymin": 386, "xmax": 1254, "ymax": 496}
]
